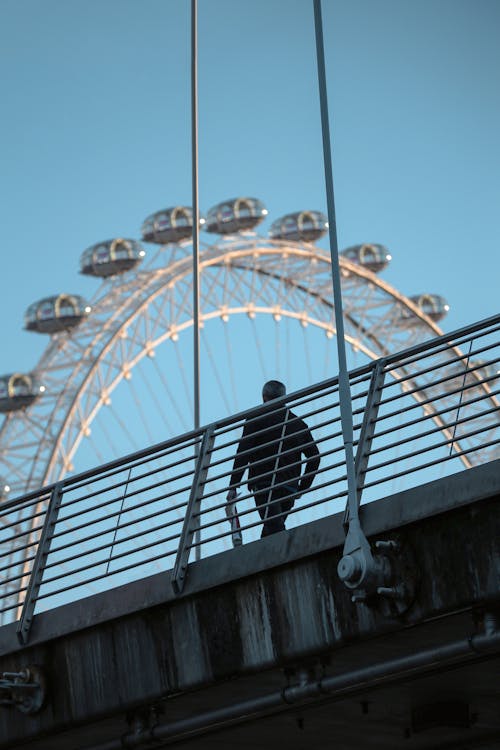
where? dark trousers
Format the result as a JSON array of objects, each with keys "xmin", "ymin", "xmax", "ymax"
[{"xmin": 252, "ymin": 484, "xmax": 297, "ymax": 537}]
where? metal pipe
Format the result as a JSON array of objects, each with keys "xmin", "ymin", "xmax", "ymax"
[
  {"xmin": 313, "ymin": 0, "xmax": 358, "ymax": 525},
  {"xmin": 83, "ymin": 627, "xmax": 500, "ymax": 750}
]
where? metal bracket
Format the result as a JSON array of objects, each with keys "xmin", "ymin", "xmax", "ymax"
[
  {"xmin": 338, "ymin": 361, "xmax": 399, "ymax": 604},
  {"xmin": 171, "ymin": 426, "xmax": 215, "ymax": 595},
  {"xmin": 0, "ymin": 666, "xmax": 46, "ymax": 713},
  {"xmin": 17, "ymin": 483, "xmax": 64, "ymax": 645},
  {"xmin": 344, "ymin": 360, "xmax": 386, "ymax": 529}
]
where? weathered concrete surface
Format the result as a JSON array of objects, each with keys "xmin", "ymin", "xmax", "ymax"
[{"xmin": 0, "ymin": 460, "xmax": 499, "ymax": 749}]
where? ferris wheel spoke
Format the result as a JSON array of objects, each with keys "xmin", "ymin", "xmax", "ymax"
[
  {"xmin": 135, "ymin": 361, "xmax": 175, "ymax": 436},
  {"xmin": 301, "ymin": 324, "xmax": 314, "ymax": 388},
  {"xmin": 106, "ymin": 404, "xmax": 141, "ymax": 452},
  {"xmin": 251, "ymin": 318, "xmax": 268, "ymax": 381},
  {"xmin": 149, "ymin": 356, "xmax": 191, "ymax": 433},
  {"xmin": 223, "ymin": 321, "xmax": 239, "ymax": 413},
  {"xmin": 275, "ymin": 320, "xmax": 281, "ymax": 379},
  {"xmin": 126, "ymin": 377, "xmax": 156, "ymax": 446},
  {"xmin": 172, "ymin": 340, "xmax": 194, "ymax": 421},
  {"xmin": 201, "ymin": 329, "xmax": 233, "ymax": 415}
]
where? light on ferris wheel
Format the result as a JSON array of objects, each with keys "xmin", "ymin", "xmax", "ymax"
[
  {"xmin": 386, "ymin": 254, "xmax": 392, "ymax": 261},
  {"xmin": 4, "ymin": 484, "xmax": 10, "ymax": 494},
  {"xmin": 39, "ymin": 385, "xmax": 46, "ymax": 393},
  {"xmin": 325, "ymin": 329, "xmax": 334, "ymax": 339},
  {"xmin": 139, "ymin": 250, "xmax": 146, "ymax": 257},
  {"xmin": 261, "ymin": 209, "xmax": 268, "ymax": 216},
  {"xmin": 84, "ymin": 306, "xmax": 92, "ymax": 313},
  {"xmin": 199, "ymin": 217, "xmax": 206, "ymax": 225}
]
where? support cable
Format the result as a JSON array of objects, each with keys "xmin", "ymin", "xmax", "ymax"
[
  {"xmin": 313, "ymin": 0, "xmax": 383, "ymax": 599},
  {"xmin": 313, "ymin": 0, "xmax": 357, "ymax": 522}
]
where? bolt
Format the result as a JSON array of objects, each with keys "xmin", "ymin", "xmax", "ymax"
[
  {"xmin": 377, "ymin": 586, "xmax": 400, "ymax": 598},
  {"xmin": 338, "ymin": 554, "xmax": 362, "ymax": 584}
]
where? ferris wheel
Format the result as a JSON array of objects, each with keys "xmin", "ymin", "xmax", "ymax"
[{"xmin": 0, "ymin": 195, "xmax": 497, "ymax": 506}]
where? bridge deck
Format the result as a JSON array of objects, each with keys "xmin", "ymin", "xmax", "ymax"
[{"xmin": 0, "ymin": 458, "xmax": 499, "ymax": 749}]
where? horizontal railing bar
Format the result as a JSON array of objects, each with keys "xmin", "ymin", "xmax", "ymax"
[
  {"xmin": 377, "ymin": 368, "xmax": 499, "ymax": 410},
  {"xmin": 0, "ymin": 537, "xmax": 39, "ymax": 560},
  {"xmin": 214, "ymin": 443, "xmax": 346, "ymax": 502},
  {"xmin": 46, "ymin": 514, "xmax": 185, "ymax": 569},
  {"xmin": 367, "ymin": 405, "xmax": 498, "ymax": 458},
  {"xmin": 0, "ymin": 508, "xmax": 48, "ymax": 534},
  {"xmin": 197, "ymin": 463, "xmax": 348, "ymax": 527},
  {"xmin": 363, "ymin": 437, "xmax": 500, "ymax": 491},
  {"xmin": 205, "ymin": 426, "xmax": 345, "ymax": 489},
  {"xmin": 382, "ymin": 319, "xmax": 500, "ymax": 374},
  {"xmin": 3, "ymin": 432, "xmax": 203, "ymax": 511},
  {"xmin": 0, "ymin": 523, "xmax": 45, "ymax": 549},
  {"xmin": 36, "ymin": 550, "xmax": 178, "ymax": 603},
  {"xmin": 382, "ymin": 345, "xmax": 500, "ymax": 394},
  {"xmin": 189, "ymin": 487, "xmax": 349, "ymax": 550},
  {"xmin": 210, "ymin": 399, "xmax": 346, "ymax": 458},
  {"xmin": 382, "ymin": 313, "xmax": 500, "ymax": 369},
  {"xmin": 373, "ymin": 386, "xmax": 500, "ymax": 434},
  {"xmin": 0, "ymin": 597, "xmax": 26, "ymax": 615},
  {"xmin": 367, "ymin": 423, "xmax": 497, "ymax": 474},
  {"xmin": 50, "ymin": 489, "xmax": 189, "ymax": 545},
  {"xmin": 59, "ymin": 465, "xmax": 195, "ymax": 525},
  {"xmin": 60, "ymin": 447, "xmax": 199, "ymax": 511},
  {"xmin": 0, "ymin": 565, "xmax": 37, "ymax": 587},
  {"xmin": 41, "ymin": 528, "xmax": 180, "ymax": 586}
]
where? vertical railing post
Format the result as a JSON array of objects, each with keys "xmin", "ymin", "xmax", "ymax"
[
  {"xmin": 344, "ymin": 361, "xmax": 386, "ymax": 527},
  {"xmin": 17, "ymin": 482, "xmax": 64, "ymax": 645},
  {"xmin": 171, "ymin": 426, "xmax": 215, "ymax": 594}
]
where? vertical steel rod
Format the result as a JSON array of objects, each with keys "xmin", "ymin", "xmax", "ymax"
[
  {"xmin": 191, "ymin": 0, "xmax": 201, "ymax": 432},
  {"xmin": 313, "ymin": 0, "xmax": 358, "ymax": 524},
  {"xmin": 191, "ymin": 0, "xmax": 202, "ymax": 560}
]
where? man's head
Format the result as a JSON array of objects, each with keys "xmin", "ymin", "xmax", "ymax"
[{"xmin": 262, "ymin": 380, "xmax": 286, "ymax": 403}]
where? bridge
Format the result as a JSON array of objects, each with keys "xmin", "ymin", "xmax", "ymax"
[{"xmin": 0, "ymin": 314, "xmax": 499, "ymax": 749}]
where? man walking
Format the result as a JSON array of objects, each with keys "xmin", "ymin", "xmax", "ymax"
[{"xmin": 227, "ymin": 380, "xmax": 320, "ymax": 537}]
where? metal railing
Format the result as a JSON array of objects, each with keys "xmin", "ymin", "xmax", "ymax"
[{"xmin": 1, "ymin": 314, "xmax": 499, "ymax": 641}]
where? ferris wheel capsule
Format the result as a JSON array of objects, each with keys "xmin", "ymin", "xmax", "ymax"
[
  {"xmin": 0, "ymin": 373, "xmax": 43, "ymax": 413},
  {"xmin": 341, "ymin": 244, "xmax": 392, "ymax": 273},
  {"xmin": 24, "ymin": 294, "xmax": 92, "ymax": 334},
  {"xmin": 204, "ymin": 197, "xmax": 268, "ymax": 234},
  {"xmin": 141, "ymin": 206, "xmax": 203, "ymax": 244},
  {"xmin": 408, "ymin": 294, "xmax": 450, "ymax": 322},
  {"xmin": 80, "ymin": 239, "xmax": 146, "ymax": 277},
  {"xmin": 269, "ymin": 211, "xmax": 328, "ymax": 243}
]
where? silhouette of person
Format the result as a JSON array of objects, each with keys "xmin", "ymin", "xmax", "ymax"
[{"xmin": 227, "ymin": 380, "xmax": 320, "ymax": 537}]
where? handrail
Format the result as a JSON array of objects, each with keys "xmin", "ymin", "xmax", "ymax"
[{"xmin": 0, "ymin": 312, "xmax": 498, "ymax": 639}]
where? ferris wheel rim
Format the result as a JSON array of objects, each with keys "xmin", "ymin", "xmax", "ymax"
[{"xmin": 0, "ymin": 235, "xmax": 477, "ymax": 497}]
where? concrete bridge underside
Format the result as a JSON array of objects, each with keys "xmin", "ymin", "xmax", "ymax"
[{"xmin": 0, "ymin": 459, "xmax": 499, "ymax": 749}]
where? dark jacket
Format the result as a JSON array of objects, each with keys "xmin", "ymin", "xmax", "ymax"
[{"xmin": 229, "ymin": 405, "xmax": 320, "ymax": 492}]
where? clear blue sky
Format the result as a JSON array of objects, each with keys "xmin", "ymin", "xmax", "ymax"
[{"xmin": 0, "ymin": 0, "xmax": 499, "ymax": 387}]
